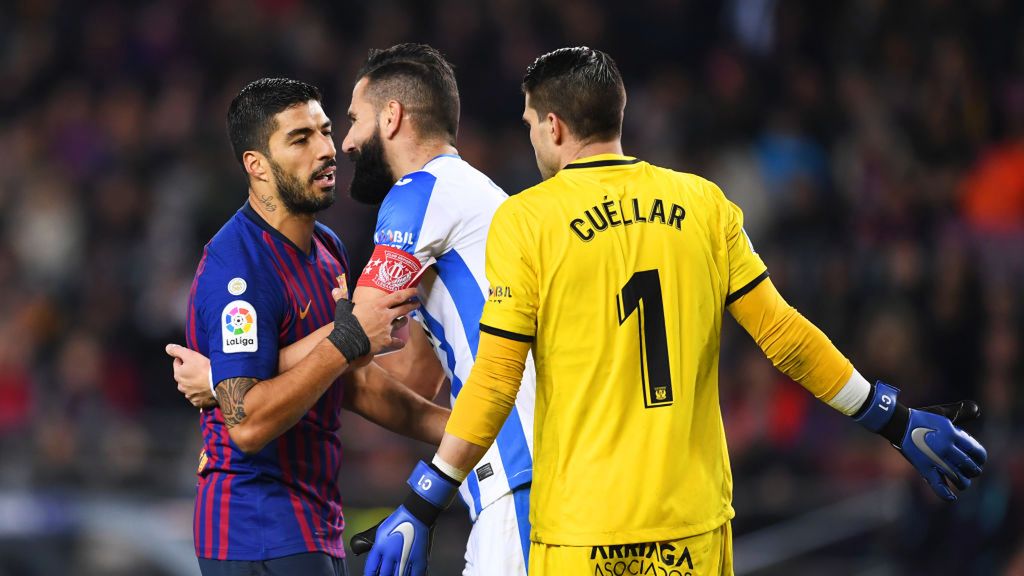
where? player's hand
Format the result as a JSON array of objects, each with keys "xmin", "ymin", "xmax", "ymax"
[
  {"xmin": 349, "ymin": 288, "xmax": 419, "ymax": 357},
  {"xmin": 854, "ymin": 381, "xmax": 987, "ymax": 501},
  {"xmin": 360, "ymin": 505, "xmax": 431, "ymax": 576},
  {"xmin": 354, "ymin": 461, "xmax": 458, "ymax": 576},
  {"xmin": 166, "ymin": 344, "xmax": 217, "ymax": 409},
  {"xmin": 898, "ymin": 401, "xmax": 987, "ymax": 501}
]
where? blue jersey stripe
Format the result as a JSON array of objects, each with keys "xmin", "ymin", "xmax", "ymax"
[
  {"xmin": 512, "ymin": 486, "xmax": 531, "ymax": 566},
  {"xmin": 210, "ymin": 472, "xmax": 225, "ymax": 554},
  {"xmin": 418, "ymin": 307, "xmax": 484, "ymax": 514},
  {"xmin": 494, "ymin": 405, "xmax": 534, "ymax": 490},
  {"xmin": 434, "ymin": 248, "xmax": 485, "ymax": 363},
  {"xmin": 466, "ymin": 469, "xmax": 483, "ymax": 517},
  {"xmin": 434, "ymin": 249, "xmax": 533, "ymax": 487},
  {"xmin": 418, "ymin": 307, "xmax": 460, "ymax": 384}
]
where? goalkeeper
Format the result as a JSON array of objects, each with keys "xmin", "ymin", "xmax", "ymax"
[{"xmin": 356, "ymin": 47, "xmax": 988, "ymax": 576}]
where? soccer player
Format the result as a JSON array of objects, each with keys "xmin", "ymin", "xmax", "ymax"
[
  {"xmin": 342, "ymin": 44, "xmax": 536, "ymax": 576},
  {"xmin": 172, "ymin": 45, "xmax": 537, "ymax": 576},
  {"xmin": 178, "ymin": 77, "xmax": 445, "ymax": 576},
  {"xmin": 362, "ymin": 48, "xmax": 989, "ymax": 576}
]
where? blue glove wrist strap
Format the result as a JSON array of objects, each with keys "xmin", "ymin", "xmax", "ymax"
[
  {"xmin": 853, "ymin": 381, "xmax": 901, "ymax": 433},
  {"xmin": 407, "ymin": 460, "xmax": 459, "ymax": 510}
]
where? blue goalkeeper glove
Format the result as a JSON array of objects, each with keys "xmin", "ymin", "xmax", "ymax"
[
  {"xmin": 351, "ymin": 461, "xmax": 458, "ymax": 576},
  {"xmin": 854, "ymin": 381, "xmax": 987, "ymax": 501}
]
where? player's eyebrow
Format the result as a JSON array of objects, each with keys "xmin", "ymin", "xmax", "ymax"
[
  {"xmin": 285, "ymin": 126, "xmax": 314, "ymax": 140},
  {"xmin": 321, "ymin": 120, "xmax": 332, "ymax": 131}
]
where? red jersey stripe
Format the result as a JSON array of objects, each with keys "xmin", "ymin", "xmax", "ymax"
[
  {"xmin": 277, "ymin": 436, "xmax": 317, "ymax": 551},
  {"xmin": 216, "ymin": 420, "xmax": 233, "ymax": 559}
]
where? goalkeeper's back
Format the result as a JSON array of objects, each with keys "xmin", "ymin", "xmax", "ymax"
[{"xmin": 479, "ymin": 154, "xmax": 769, "ymax": 545}]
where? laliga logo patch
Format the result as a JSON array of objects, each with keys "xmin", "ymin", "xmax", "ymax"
[{"xmin": 222, "ymin": 300, "xmax": 258, "ymax": 353}]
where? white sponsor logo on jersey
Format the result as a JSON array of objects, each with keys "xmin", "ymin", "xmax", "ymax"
[{"xmin": 376, "ymin": 229, "xmax": 416, "ymax": 247}]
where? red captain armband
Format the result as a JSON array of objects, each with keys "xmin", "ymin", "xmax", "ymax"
[{"xmin": 356, "ymin": 244, "xmax": 424, "ymax": 293}]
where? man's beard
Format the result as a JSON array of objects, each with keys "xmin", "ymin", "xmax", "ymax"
[
  {"xmin": 348, "ymin": 129, "xmax": 396, "ymax": 205},
  {"xmin": 270, "ymin": 158, "xmax": 336, "ymax": 215}
]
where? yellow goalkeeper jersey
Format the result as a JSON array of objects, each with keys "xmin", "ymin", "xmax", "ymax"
[{"xmin": 479, "ymin": 154, "xmax": 768, "ymax": 545}]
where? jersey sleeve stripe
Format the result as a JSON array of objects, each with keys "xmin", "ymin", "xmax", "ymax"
[
  {"xmin": 725, "ymin": 270, "xmax": 770, "ymax": 306},
  {"xmin": 435, "ymin": 249, "xmax": 485, "ymax": 355},
  {"xmin": 480, "ymin": 323, "xmax": 534, "ymax": 342}
]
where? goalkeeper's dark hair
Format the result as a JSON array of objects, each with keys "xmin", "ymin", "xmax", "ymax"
[
  {"xmin": 355, "ymin": 43, "xmax": 460, "ymax": 145},
  {"xmin": 227, "ymin": 78, "xmax": 322, "ymax": 165},
  {"xmin": 522, "ymin": 47, "xmax": 625, "ymax": 142}
]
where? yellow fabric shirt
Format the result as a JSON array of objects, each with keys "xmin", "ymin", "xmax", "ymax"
[{"xmin": 478, "ymin": 154, "xmax": 768, "ymax": 545}]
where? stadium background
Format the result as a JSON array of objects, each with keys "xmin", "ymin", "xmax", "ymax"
[{"xmin": 1, "ymin": 0, "xmax": 1022, "ymax": 574}]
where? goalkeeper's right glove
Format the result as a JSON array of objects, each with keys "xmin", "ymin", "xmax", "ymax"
[
  {"xmin": 854, "ymin": 381, "xmax": 987, "ymax": 501},
  {"xmin": 352, "ymin": 460, "xmax": 458, "ymax": 576}
]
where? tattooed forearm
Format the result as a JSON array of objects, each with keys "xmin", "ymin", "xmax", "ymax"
[
  {"xmin": 259, "ymin": 193, "xmax": 277, "ymax": 212},
  {"xmin": 216, "ymin": 377, "xmax": 258, "ymax": 427}
]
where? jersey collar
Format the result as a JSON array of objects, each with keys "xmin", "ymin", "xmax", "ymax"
[
  {"xmin": 422, "ymin": 153, "xmax": 461, "ymax": 170},
  {"xmin": 563, "ymin": 154, "xmax": 640, "ymax": 170},
  {"xmin": 240, "ymin": 201, "xmax": 318, "ymax": 262}
]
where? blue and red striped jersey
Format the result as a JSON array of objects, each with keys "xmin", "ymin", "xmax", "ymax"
[{"xmin": 185, "ymin": 201, "xmax": 351, "ymax": 561}]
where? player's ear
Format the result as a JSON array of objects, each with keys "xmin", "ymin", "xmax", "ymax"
[
  {"xmin": 547, "ymin": 112, "xmax": 563, "ymax": 146},
  {"xmin": 381, "ymin": 99, "xmax": 403, "ymax": 139},
  {"xmin": 242, "ymin": 150, "xmax": 270, "ymax": 183}
]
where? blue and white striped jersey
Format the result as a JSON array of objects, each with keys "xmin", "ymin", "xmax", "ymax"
[{"xmin": 371, "ymin": 154, "xmax": 535, "ymax": 518}]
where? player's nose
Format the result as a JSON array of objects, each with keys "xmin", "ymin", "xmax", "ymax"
[
  {"xmin": 340, "ymin": 129, "xmax": 356, "ymax": 155},
  {"xmin": 318, "ymin": 132, "xmax": 337, "ymax": 160}
]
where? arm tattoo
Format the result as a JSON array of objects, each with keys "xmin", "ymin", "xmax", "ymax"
[
  {"xmin": 216, "ymin": 377, "xmax": 258, "ymax": 427},
  {"xmin": 259, "ymin": 193, "xmax": 277, "ymax": 212}
]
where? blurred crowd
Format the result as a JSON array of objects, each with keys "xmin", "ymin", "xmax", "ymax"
[{"xmin": 1, "ymin": 0, "xmax": 1022, "ymax": 573}]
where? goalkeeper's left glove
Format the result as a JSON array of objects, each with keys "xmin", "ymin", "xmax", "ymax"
[
  {"xmin": 854, "ymin": 381, "xmax": 987, "ymax": 501},
  {"xmin": 351, "ymin": 460, "xmax": 459, "ymax": 576}
]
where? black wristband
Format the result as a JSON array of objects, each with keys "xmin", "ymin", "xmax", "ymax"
[
  {"xmin": 879, "ymin": 403, "xmax": 910, "ymax": 446},
  {"xmin": 402, "ymin": 490, "xmax": 444, "ymax": 525},
  {"xmin": 327, "ymin": 299, "xmax": 371, "ymax": 363}
]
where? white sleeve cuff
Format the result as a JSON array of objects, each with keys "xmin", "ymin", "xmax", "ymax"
[{"xmin": 827, "ymin": 369, "xmax": 871, "ymax": 415}]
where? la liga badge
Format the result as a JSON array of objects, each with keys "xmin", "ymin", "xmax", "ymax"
[{"xmin": 222, "ymin": 300, "xmax": 258, "ymax": 353}]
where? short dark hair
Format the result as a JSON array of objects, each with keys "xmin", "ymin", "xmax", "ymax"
[
  {"xmin": 355, "ymin": 43, "xmax": 460, "ymax": 144},
  {"xmin": 522, "ymin": 47, "xmax": 625, "ymax": 142},
  {"xmin": 227, "ymin": 78, "xmax": 322, "ymax": 164}
]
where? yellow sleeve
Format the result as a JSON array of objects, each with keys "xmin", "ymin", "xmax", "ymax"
[
  {"xmin": 479, "ymin": 200, "xmax": 539, "ymax": 340},
  {"xmin": 715, "ymin": 183, "xmax": 769, "ymax": 303},
  {"xmin": 445, "ymin": 332, "xmax": 531, "ymax": 447},
  {"xmin": 728, "ymin": 277, "xmax": 854, "ymax": 403}
]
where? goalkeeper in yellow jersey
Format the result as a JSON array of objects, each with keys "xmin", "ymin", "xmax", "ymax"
[{"xmin": 357, "ymin": 47, "xmax": 988, "ymax": 576}]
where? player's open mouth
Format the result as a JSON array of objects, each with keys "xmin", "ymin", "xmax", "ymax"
[{"xmin": 312, "ymin": 167, "xmax": 336, "ymax": 188}]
